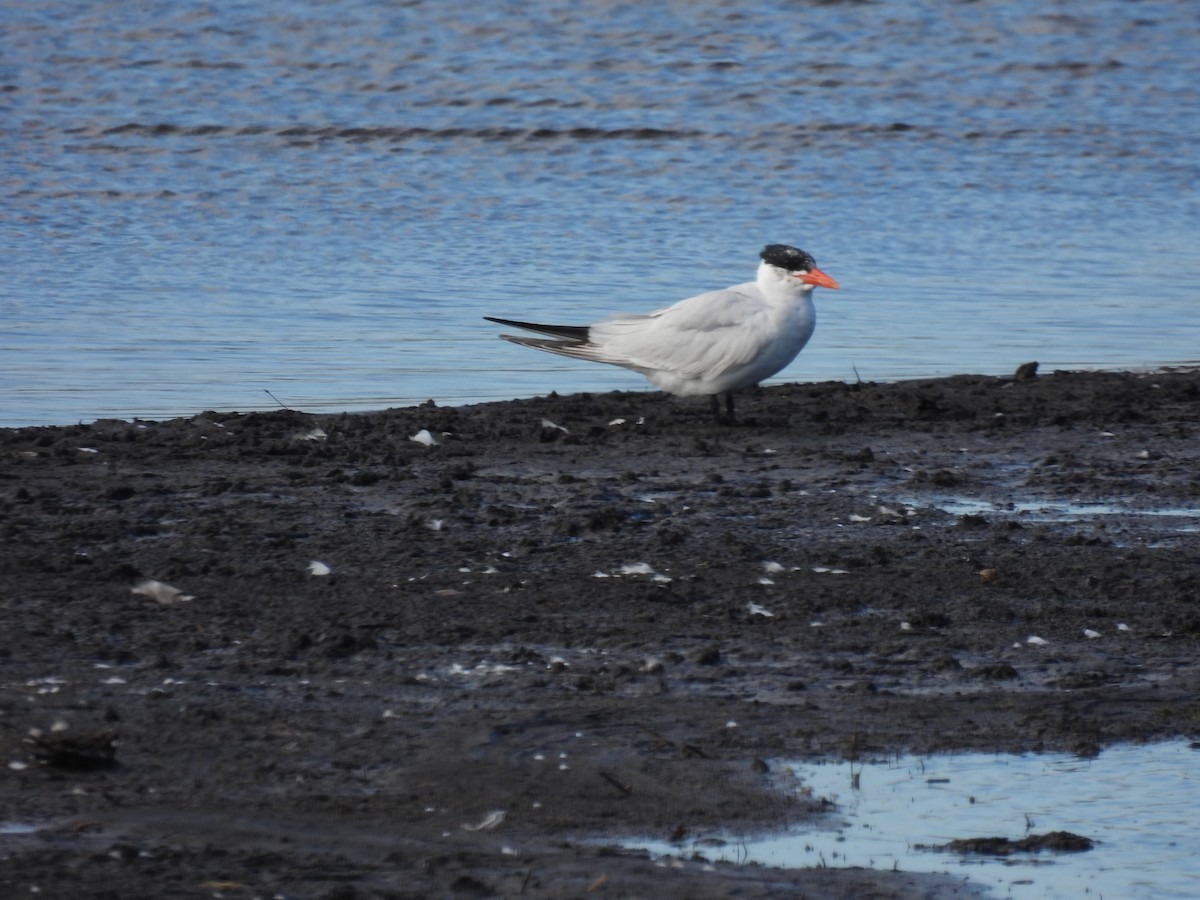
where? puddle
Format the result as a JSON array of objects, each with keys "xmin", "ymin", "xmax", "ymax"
[
  {"xmin": 0, "ymin": 822, "xmax": 41, "ymax": 835},
  {"xmin": 631, "ymin": 740, "xmax": 1200, "ymax": 899},
  {"xmin": 908, "ymin": 495, "xmax": 1200, "ymax": 530}
]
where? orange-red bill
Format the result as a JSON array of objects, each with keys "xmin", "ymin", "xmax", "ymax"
[{"xmin": 796, "ymin": 268, "xmax": 840, "ymax": 290}]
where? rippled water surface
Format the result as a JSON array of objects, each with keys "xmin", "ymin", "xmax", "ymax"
[
  {"xmin": 634, "ymin": 741, "xmax": 1200, "ymax": 900},
  {"xmin": 3, "ymin": 0, "xmax": 1197, "ymax": 425}
]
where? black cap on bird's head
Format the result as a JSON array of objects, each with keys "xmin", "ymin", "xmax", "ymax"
[
  {"xmin": 760, "ymin": 244, "xmax": 816, "ymax": 273},
  {"xmin": 760, "ymin": 244, "xmax": 841, "ymax": 290}
]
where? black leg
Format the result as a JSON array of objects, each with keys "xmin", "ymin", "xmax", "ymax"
[{"xmin": 710, "ymin": 393, "xmax": 737, "ymax": 424}]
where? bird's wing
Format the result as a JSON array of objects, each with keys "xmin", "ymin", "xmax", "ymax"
[{"xmin": 586, "ymin": 284, "xmax": 772, "ymax": 379}]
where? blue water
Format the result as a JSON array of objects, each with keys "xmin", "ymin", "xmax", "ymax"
[
  {"xmin": 3, "ymin": 0, "xmax": 1197, "ymax": 426},
  {"xmin": 632, "ymin": 741, "xmax": 1200, "ymax": 900}
]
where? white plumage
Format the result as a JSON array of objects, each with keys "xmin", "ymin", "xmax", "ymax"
[{"xmin": 486, "ymin": 244, "xmax": 839, "ymax": 420}]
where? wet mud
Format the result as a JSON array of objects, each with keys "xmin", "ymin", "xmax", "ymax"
[
  {"xmin": 2, "ymin": 369, "xmax": 1199, "ymax": 898},
  {"xmin": 935, "ymin": 831, "xmax": 1094, "ymax": 856}
]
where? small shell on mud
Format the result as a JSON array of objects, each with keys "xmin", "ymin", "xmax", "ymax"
[
  {"xmin": 307, "ymin": 560, "xmax": 332, "ymax": 576},
  {"xmin": 619, "ymin": 562, "xmax": 655, "ymax": 575},
  {"xmin": 1083, "ymin": 628, "xmax": 1102, "ymax": 639},
  {"xmin": 1026, "ymin": 635, "xmax": 1049, "ymax": 646},
  {"xmin": 409, "ymin": 429, "xmax": 438, "ymax": 446},
  {"xmin": 978, "ymin": 568, "xmax": 999, "ymax": 584},
  {"xmin": 132, "ymin": 579, "xmax": 194, "ymax": 605},
  {"xmin": 747, "ymin": 602, "xmax": 774, "ymax": 617},
  {"xmin": 461, "ymin": 810, "xmax": 506, "ymax": 831}
]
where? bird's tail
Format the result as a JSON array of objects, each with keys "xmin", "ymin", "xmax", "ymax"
[{"xmin": 484, "ymin": 316, "xmax": 589, "ymax": 342}]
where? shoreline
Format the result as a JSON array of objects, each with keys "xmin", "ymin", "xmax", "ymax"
[{"xmin": 5, "ymin": 362, "xmax": 1199, "ymax": 432}]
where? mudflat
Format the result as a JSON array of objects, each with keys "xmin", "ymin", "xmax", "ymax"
[{"xmin": 3, "ymin": 369, "xmax": 1198, "ymax": 898}]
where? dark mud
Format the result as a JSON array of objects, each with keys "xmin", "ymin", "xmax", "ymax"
[
  {"xmin": 2, "ymin": 369, "xmax": 1199, "ymax": 898},
  {"xmin": 934, "ymin": 831, "xmax": 1095, "ymax": 856}
]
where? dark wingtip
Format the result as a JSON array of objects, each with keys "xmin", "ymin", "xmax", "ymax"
[{"xmin": 485, "ymin": 317, "xmax": 590, "ymax": 342}]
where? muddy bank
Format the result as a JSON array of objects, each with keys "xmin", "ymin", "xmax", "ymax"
[{"xmin": 2, "ymin": 369, "xmax": 1198, "ymax": 898}]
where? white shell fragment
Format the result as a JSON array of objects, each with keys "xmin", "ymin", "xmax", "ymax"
[
  {"xmin": 132, "ymin": 580, "xmax": 194, "ymax": 605},
  {"xmin": 747, "ymin": 602, "xmax": 775, "ymax": 617},
  {"xmin": 307, "ymin": 561, "xmax": 332, "ymax": 576},
  {"xmin": 1083, "ymin": 628, "xmax": 1102, "ymax": 639},
  {"xmin": 596, "ymin": 562, "xmax": 671, "ymax": 582},
  {"xmin": 409, "ymin": 429, "xmax": 438, "ymax": 447},
  {"xmin": 1026, "ymin": 635, "xmax": 1049, "ymax": 646},
  {"xmin": 540, "ymin": 418, "xmax": 569, "ymax": 434},
  {"xmin": 461, "ymin": 810, "xmax": 506, "ymax": 832},
  {"xmin": 619, "ymin": 562, "xmax": 655, "ymax": 576},
  {"xmin": 762, "ymin": 561, "xmax": 785, "ymax": 574}
]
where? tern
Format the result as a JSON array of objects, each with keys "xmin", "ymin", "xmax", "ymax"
[{"xmin": 485, "ymin": 244, "xmax": 840, "ymax": 421}]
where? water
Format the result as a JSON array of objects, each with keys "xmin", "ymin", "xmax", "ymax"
[
  {"xmin": 0, "ymin": 822, "xmax": 39, "ymax": 835},
  {"xmin": 3, "ymin": 0, "xmax": 1198, "ymax": 426},
  {"xmin": 908, "ymin": 496, "xmax": 1200, "ymax": 530},
  {"xmin": 634, "ymin": 741, "xmax": 1200, "ymax": 900}
]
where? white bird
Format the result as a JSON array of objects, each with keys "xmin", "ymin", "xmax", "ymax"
[{"xmin": 486, "ymin": 244, "xmax": 839, "ymax": 421}]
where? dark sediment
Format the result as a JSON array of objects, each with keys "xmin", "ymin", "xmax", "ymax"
[{"xmin": 2, "ymin": 369, "xmax": 1198, "ymax": 898}]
